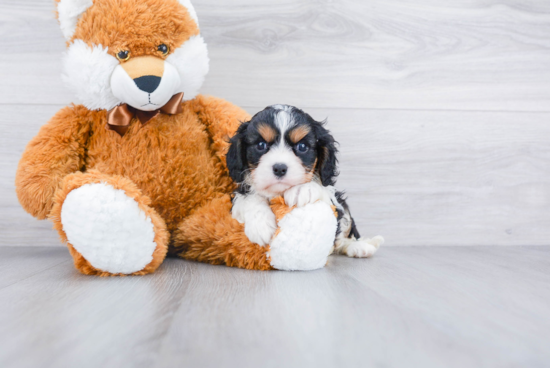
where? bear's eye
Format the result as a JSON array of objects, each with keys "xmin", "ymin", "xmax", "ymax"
[
  {"xmin": 116, "ymin": 50, "xmax": 130, "ymax": 61},
  {"xmin": 158, "ymin": 44, "xmax": 169, "ymax": 55}
]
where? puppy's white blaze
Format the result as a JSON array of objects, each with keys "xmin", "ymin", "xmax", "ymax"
[
  {"xmin": 271, "ymin": 104, "xmax": 293, "ymax": 112},
  {"xmin": 110, "ymin": 62, "xmax": 181, "ymax": 111},
  {"xmin": 166, "ymin": 35, "xmax": 209, "ymax": 101},
  {"xmin": 62, "ymin": 40, "xmax": 121, "ymax": 111},
  {"xmin": 274, "ymin": 108, "xmax": 294, "ymax": 138},
  {"xmin": 57, "ymin": 0, "xmax": 94, "ymax": 40},
  {"xmin": 178, "ymin": 0, "xmax": 200, "ymax": 27},
  {"xmin": 252, "ymin": 145, "xmax": 306, "ymax": 196}
]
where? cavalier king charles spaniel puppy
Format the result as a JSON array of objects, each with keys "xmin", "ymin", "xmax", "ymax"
[{"xmin": 226, "ymin": 105, "xmax": 383, "ymax": 258}]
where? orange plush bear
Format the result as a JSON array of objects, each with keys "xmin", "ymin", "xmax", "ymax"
[{"xmin": 15, "ymin": 0, "xmax": 285, "ymax": 276}]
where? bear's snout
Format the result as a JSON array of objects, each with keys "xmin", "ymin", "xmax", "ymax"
[{"xmin": 133, "ymin": 76, "xmax": 162, "ymax": 93}]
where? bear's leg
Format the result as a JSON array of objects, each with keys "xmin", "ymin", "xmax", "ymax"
[
  {"xmin": 49, "ymin": 170, "xmax": 169, "ymax": 276},
  {"xmin": 172, "ymin": 194, "xmax": 274, "ymax": 271}
]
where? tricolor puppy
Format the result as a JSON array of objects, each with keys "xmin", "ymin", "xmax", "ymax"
[{"xmin": 227, "ymin": 105, "xmax": 384, "ymax": 257}]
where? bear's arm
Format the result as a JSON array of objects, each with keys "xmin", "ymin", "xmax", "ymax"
[
  {"xmin": 15, "ymin": 105, "xmax": 93, "ymax": 220},
  {"xmin": 191, "ymin": 95, "xmax": 251, "ymax": 168}
]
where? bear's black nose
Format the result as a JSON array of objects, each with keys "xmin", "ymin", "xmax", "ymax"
[
  {"xmin": 134, "ymin": 75, "xmax": 161, "ymax": 93},
  {"xmin": 273, "ymin": 163, "xmax": 288, "ymax": 178}
]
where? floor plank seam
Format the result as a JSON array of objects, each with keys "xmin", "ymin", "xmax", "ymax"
[{"xmin": 0, "ymin": 259, "xmax": 71, "ymax": 292}]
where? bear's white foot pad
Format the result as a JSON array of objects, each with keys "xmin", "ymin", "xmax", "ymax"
[
  {"xmin": 343, "ymin": 236, "xmax": 384, "ymax": 258},
  {"xmin": 268, "ymin": 201, "xmax": 337, "ymax": 271},
  {"xmin": 61, "ymin": 183, "xmax": 157, "ymax": 274}
]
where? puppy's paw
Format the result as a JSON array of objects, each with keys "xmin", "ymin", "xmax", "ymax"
[
  {"xmin": 284, "ymin": 182, "xmax": 326, "ymax": 207},
  {"xmin": 343, "ymin": 236, "xmax": 384, "ymax": 258},
  {"xmin": 232, "ymin": 193, "xmax": 277, "ymax": 246},
  {"xmin": 244, "ymin": 208, "xmax": 277, "ymax": 246}
]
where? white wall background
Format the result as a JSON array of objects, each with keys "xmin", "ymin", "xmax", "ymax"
[{"xmin": 1, "ymin": 0, "xmax": 549, "ymax": 247}]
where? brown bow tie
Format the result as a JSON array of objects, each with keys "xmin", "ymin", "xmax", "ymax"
[{"xmin": 106, "ymin": 92, "xmax": 184, "ymax": 137}]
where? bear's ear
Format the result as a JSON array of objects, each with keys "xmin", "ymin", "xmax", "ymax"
[
  {"xmin": 55, "ymin": 0, "xmax": 94, "ymax": 40},
  {"xmin": 178, "ymin": 0, "xmax": 200, "ymax": 27}
]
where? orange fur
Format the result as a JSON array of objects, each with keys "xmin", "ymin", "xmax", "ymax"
[
  {"xmin": 269, "ymin": 196, "xmax": 295, "ymax": 239},
  {"xmin": 69, "ymin": 0, "xmax": 199, "ymax": 58},
  {"xmin": 289, "ymin": 125, "xmax": 311, "ymax": 144},
  {"xmin": 270, "ymin": 196, "xmax": 295, "ymax": 222},
  {"xmin": 15, "ymin": 105, "xmax": 93, "ymax": 220},
  {"xmin": 258, "ymin": 123, "xmax": 277, "ymax": 143},
  {"xmin": 173, "ymin": 195, "xmax": 274, "ymax": 271}
]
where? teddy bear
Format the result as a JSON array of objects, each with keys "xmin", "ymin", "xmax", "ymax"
[{"xmin": 16, "ymin": 0, "xmax": 351, "ymax": 276}]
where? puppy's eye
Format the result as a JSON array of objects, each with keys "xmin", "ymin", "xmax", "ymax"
[
  {"xmin": 296, "ymin": 142, "xmax": 309, "ymax": 153},
  {"xmin": 256, "ymin": 142, "xmax": 268, "ymax": 151},
  {"xmin": 116, "ymin": 50, "xmax": 130, "ymax": 61},
  {"xmin": 158, "ymin": 44, "xmax": 169, "ymax": 55}
]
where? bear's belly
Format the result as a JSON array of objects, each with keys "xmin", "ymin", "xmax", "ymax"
[{"xmin": 85, "ymin": 115, "xmax": 234, "ymax": 231}]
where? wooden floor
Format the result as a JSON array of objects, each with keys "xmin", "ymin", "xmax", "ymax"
[{"xmin": 0, "ymin": 246, "xmax": 549, "ymax": 368}]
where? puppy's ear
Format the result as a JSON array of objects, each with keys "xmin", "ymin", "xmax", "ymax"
[
  {"xmin": 314, "ymin": 122, "xmax": 339, "ymax": 186},
  {"xmin": 226, "ymin": 122, "xmax": 250, "ymax": 183}
]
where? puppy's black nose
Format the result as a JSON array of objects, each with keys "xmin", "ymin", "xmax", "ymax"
[
  {"xmin": 273, "ymin": 163, "xmax": 288, "ymax": 178},
  {"xmin": 134, "ymin": 75, "xmax": 161, "ymax": 93}
]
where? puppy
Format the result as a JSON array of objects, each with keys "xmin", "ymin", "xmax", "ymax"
[{"xmin": 226, "ymin": 105, "xmax": 383, "ymax": 258}]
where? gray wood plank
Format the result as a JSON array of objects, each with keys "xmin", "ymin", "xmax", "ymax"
[
  {"xmin": 1, "ymin": 0, "xmax": 550, "ymax": 110},
  {"xmin": 3, "ymin": 104, "xmax": 550, "ymax": 247},
  {"xmin": 0, "ymin": 247, "xmax": 69, "ymax": 290},
  {"xmin": 0, "ymin": 248, "xmax": 191, "ymax": 368},
  {"xmin": 0, "ymin": 246, "xmax": 548, "ymax": 368},
  {"xmin": 156, "ymin": 246, "xmax": 550, "ymax": 368}
]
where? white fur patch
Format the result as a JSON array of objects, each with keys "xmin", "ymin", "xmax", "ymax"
[
  {"xmin": 178, "ymin": 0, "xmax": 199, "ymax": 27},
  {"xmin": 61, "ymin": 183, "xmax": 158, "ymax": 274},
  {"xmin": 340, "ymin": 236, "xmax": 384, "ymax": 258},
  {"xmin": 57, "ymin": 0, "xmax": 94, "ymax": 40},
  {"xmin": 111, "ymin": 62, "xmax": 181, "ymax": 111},
  {"xmin": 269, "ymin": 201, "xmax": 337, "ymax": 271},
  {"xmin": 271, "ymin": 104, "xmax": 293, "ymax": 112},
  {"xmin": 284, "ymin": 181, "xmax": 333, "ymax": 208},
  {"xmin": 62, "ymin": 40, "xmax": 121, "ymax": 111},
  {"xmin": 166, "ymin": 35, "xmax": 210, "ymax": 102},
  {"xmin": 275, "ymin": 108, "xmax": 294, "ymax": 137},
  {"xmin": 232, "ymin": 193, "xmax": 276, "ymax": 246}
]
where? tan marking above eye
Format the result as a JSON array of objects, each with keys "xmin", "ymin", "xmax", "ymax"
[
  {"xmin": 289, "ymin": 125, "xmax": 311, "ymax": 144},
  {"xmin": 258, "ymin": 123, "xmax": 277, "ymax": 143},
  {"xmin": 121, "ymin": 55, "xmax": 165, "ymax": 79}
]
